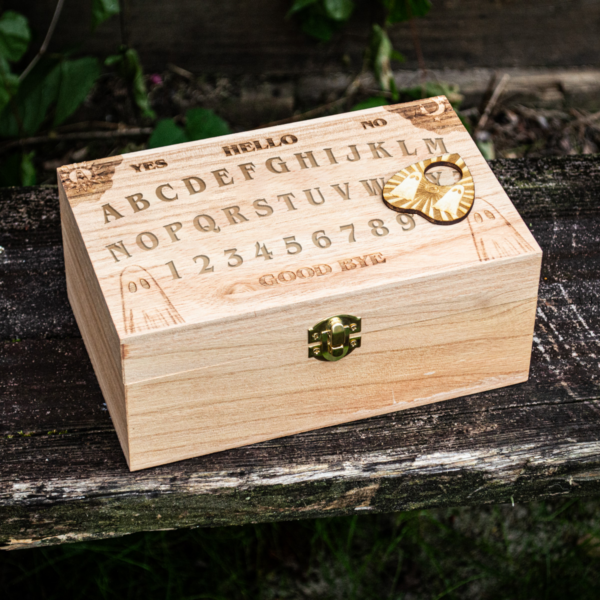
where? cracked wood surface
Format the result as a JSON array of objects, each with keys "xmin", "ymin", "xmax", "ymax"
[{"xmin": 1, "ymin": 156, "xmax": 599, "ymax": 550}]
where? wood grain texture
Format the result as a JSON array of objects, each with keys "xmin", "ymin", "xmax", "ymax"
[
  {"xmin": 59, "ymin": 98, "xmax": 541, "ymax": 469},
  {"xmin": 0, "ymin": 155, "xmax": 598, "ymax": 548},
  {"xmin": 9, "ymin": 0, "xmax": 600, "ymax": 74}
]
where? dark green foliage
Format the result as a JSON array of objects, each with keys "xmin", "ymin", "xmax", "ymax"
[
  {"xmin": 383, "ymin": 0, "xmax": 432, "ymax": 24},
  {"xmin": 288, "ymin": 0, "xmax": 356, "ymax": 41},
  {"xmin": 105, "ymin": 47, "xmax": 156, "ymax": 119},
  {"xmin": 0, "ymin": 11, "xmax": 30, "ymax": 62},
  {"xmin": 91, "ymin": 0, "xmax": 121, "ymax": 31},
  {"xmin": 352, "ymin": 96, "xmax": 389, "ymax": 110},
  {"xmin": 2, "ymin": 499, "xmax": 600, "ymax": 599},
  {"xmin": 148, "ymin": 108, "xmax": 230, "ymax": 149},
  {"xmin": 0, "ymin": 151, "xmax": 35, "ymax": 186},
  {"xmin": 54, "ymin": 57, "xmax": 102, "ymax": 126}
]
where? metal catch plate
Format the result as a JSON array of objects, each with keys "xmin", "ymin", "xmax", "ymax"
[{"xmin": 308, "ymin": 315, "xmax": 361, "ymax": 362}]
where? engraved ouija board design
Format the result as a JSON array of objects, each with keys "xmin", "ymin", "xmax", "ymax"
[
  {"xmin": 120, "ymin": 265, "xmax": 185, "ymax": 334},
  {"xmin": 382, "ymin": 153, "xmax": 475, "ymax": 225},
  {"xmin": 468, "ymin": 198, "xmax": 534, "ymax": 261}
]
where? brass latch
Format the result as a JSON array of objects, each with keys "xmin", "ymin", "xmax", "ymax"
[{"xmin": 308, "ymin": 315, "xmax": 361, "ymax": 362}]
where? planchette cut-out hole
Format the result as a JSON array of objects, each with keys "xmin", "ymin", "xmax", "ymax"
[{"xmin": 424, "ymin": 161, "xmax": 463, "ymax": 186}]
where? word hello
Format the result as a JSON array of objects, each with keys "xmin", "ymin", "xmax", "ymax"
[
  {"xmin": 222, "ymin": 134, "xmax": 298, "ymax": 156},
  {"xmin": 258, "ymin": 253, "xmax": 386, "ymax": 286}
]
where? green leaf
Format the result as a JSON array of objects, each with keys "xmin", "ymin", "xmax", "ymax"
[
  {"xmin": 371, "ymin": 24, "xmax": 393, "ymax": 92},
  {"xmin": 185, "ymin": 108, "xmax": 230, "ymax": 141},
  {"xmin": 300, "ymin": 11, "xmax": 337, "ymax": 41},
  {"xmin": 106, "ymin": 48, "xmax": 156, "ymax": 119},
  {"xmin": 148, "ymin": 119, "xmax": 188, "ymax": 149},
  {"xmin": 386, "ymin": 0, "xmax": 431, "ymax": 24},
  {"xmin": 20, "ymin": 151, "xmax": 36, "ymax": 186},
  {"xmin": 288, "ymin": 0, "xmax": 319, "ymax": 16},
  {"xmin": 0, "ymin": 150, "xmax": 35, "ymax": 187},
  {"xmin": 351, "ymin": 97, "xmax": 389, "ymax": 111},
  {"xmin": 54, "ymin": 58, "xmax": 101, "ymax": 126},
  {"xmin": 91, "ymin": 0, "xmax": 121, "ymax": 31},
  {"xmin": 0, "ymin": 11, "xmax": 31, "ymax": 63},
  {"xmin": 0, "ymin": 58, "xmax": 61, "ymax": 137},
  {"xmin": 476, "ymin": 139, "xmax": 495, "ymax": 161},
  {"xmin": 323, "ymin": 0, "xmax": 354, "ymax": 21},
  {"xmin": 0, "ymin": 56, "xmax": 19, "ymax": 114}
]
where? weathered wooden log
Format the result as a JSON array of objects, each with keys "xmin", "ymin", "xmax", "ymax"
[{"xmin": 1, "ymin": 156, "xmax": 599, "ymax": 550}]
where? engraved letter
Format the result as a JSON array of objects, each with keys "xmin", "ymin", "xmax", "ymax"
[
  {"xmin": 193, "ymin": 214, "xmax": 220, "ymax": 233},
  {"xmin": 238, "ymin": 162, "xmax": 256, "ymax": 180},
  {"xmin": 182, "ymin": 176, "xmax": 206, "ymax": 195},
  {"xmin": 397, "ymin": 140, "xmax": 417, "ymax": 156},
  {"xmin": 265, "ymin": 157, "xmax": 290, "ymax": 174},
  {"xmin": 259, "ymin": 274, "xmax": 277, "ymax": 286},
  {"xmin": 423, "ymin": 138, "xmax": 448, "ymax": 154},
  {"xmin": 281, "ymin": 134, "xmax": 298, "ymax": 145},
  {"xmin": 294, "ymin": 151, "xmax": 320, "ymax": 169},
  {"xmin": 353, "ymin": 256, "xmax": 368, "ymax": 268},
  {"xmin": 360, "ymin": 178, "xmax": 386, "ymax": 196},
  {"xmin": 156, "ymin": 183, "xmax": 178, "ymax": 202},
  {"xmin": 346, "ymin": 145, "xmax": 361, "ymax": 162},
  {"xmin": 324, "ymin": 148, "xmax": 338, "ymax": 165},
  {"xmin": 278, "ymin": 271, "xmax": 296, "ymax": 283},
  {"xmin": 277, "ymin": 193, "xmax": 297, "ymax": 211},
  {"xmin": 368, "ymin": 141, "xmax": 392, "ymax": 159},
  {"xmin": 222, "ymin": 206, "xmax": 249, "ymax": 224},
  {"xmin": 330, "ymin": 183, "xmax": 350, "ymax": 200},
  {"xmin": 106, "ymin": 241, "xmax": 131, "ymax": 263},
  {"xmin": 253, "ymin": 198, "xmax": 274, "ymax": 217},
  {"xmin": 367, "ymin": 252, "xmax": 387, "ymax": 265},
  {"xmin": 164, "ymin": 222, "xmax": 183, "ymax": 242},
  {"xmin": 303, "ymin": 188, "xmax": 325, "ymax": 205},
  {"xmin": 102, "ymin": 203, "xmax": 124, "ymax": 224},
  {"xmin": 212, "ymin": 168, "xmax": 234, "ymax": 187},
  {"xmin": 136, "ymin": 232, "xmax": 159, "ymax": 251},
  {"xmin": 339, "ymin": 258, "xmax": 357, "ymax": 271},
  {"xmin": 313, "ymin": 264, "xmax": 332, "ymax": 276},
  {"xmin": 126, "ymin": 193, "xmax": 150, "ymax": 213},
  {"xmin": 222, "ymin": 145, "xmax": 241, "ymax": 156}
]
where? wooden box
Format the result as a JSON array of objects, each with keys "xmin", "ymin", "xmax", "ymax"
[{"xmin": 58, "ymin": 97, "xmax": 542, "ymax": 471}]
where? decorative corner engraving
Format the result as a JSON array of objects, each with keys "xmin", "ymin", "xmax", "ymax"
[
  {"xmin": 120, "ymin": 265, "xmax": 185, "ymax": 334},
  {"xmin": 58, "ymin": 157, "xmax": 123, "ymax": 206},
  {"xmin": 468, "ymin": 199, "xmax": 534, "ymax": 261},
  {"xmin": 385, "ymin": 96, "xmax": 464, "ymax": 134},
  {"xmin": 382, "ymin": 153, "xmax": 475, "ymax": 225}
]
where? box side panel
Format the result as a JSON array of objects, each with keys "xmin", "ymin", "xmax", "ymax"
[
  {"xmin": 59, "ymin": 182, "xmax": 130, "ymax": 462},
  {"xmin": 125, "ymin": 254, "xmax": 541, "ymax": 470}
]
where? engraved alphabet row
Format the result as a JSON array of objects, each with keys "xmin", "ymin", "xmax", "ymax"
[
  {"xmin": 105, "ymin": 181, "xmax": 415, "ymax": 263},
  {"xmin": 102, "ymin": 136, "xmax": 448, "ymax": 225}
]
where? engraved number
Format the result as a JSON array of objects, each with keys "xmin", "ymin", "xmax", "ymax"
[
  {"xmin": 224, "ymin": 248, "xmax": 243, "ymax": 268},
  {"xmin": 193, "ymin": 254, "xmax": 214, "ymax": 275},
  {"xmin": 255, "ymin": 242, "xmax": 274, "ymax": 260},
  {"xmin": 368, "ymin": 219, "xmax": 389, "ymax": 237},
  {"xmin": 312, "ymin": 230, "xmax": 332, "ymax": 249},
  {"xmin": 340, "ymin": 224, "xmax": 356, "ymax": 243},
  {"xmin": 283, "ymin": 236, "xmax": 302, "ymax": 255},
  {"xmin": 396, "ymin": 214, "xmax": 416, "ymax": 230}
]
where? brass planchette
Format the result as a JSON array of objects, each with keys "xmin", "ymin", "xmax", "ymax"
[{"xmin": 382, "ymin": 153, "xmax": 475, "ymax": 225}]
